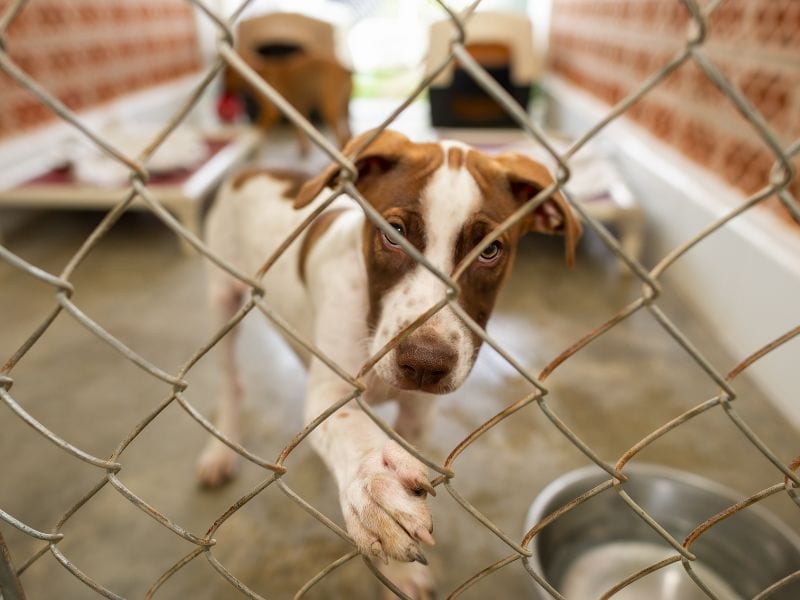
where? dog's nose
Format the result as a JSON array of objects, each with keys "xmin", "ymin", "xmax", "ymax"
[{"xmin": 396, "ymin": 336, "xmax": 458, "ymax": 391}]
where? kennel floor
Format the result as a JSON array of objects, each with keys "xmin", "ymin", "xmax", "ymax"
[{"xmin": 1, "ymin": 210, "xmax": 798, "ymax": 599}]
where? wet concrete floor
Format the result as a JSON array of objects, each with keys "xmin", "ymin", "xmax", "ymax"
[{"xmin": 1, "ymin": 203, "xmax": 798, "ymax": 599}]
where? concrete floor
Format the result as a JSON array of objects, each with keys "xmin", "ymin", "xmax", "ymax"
[{"xmin": 1, "ymin": 201, "xmax": 799, "ymax": 600}]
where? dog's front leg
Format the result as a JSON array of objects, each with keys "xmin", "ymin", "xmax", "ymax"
[
  {"xmin": 374, "ymin": 392, "xmax": 438, "ymax": 599},
  {"xmin": 394, "ymin": 393, "xmax": 436, "ymax": 443},
  {"xmin": 305, "ymin": 366, "xmax": 436, "ymax": 568}
]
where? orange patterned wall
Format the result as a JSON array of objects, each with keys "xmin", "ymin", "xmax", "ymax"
[
  {"xmin": 549, "ymin": 0, "xmax": 800, "ymax": 224},
  {"xmin": 0, "ymin": 0, "xmax": 201, "ymax": 139}
]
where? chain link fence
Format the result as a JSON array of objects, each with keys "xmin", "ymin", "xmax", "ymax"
[{"xmin": 1, "ymin": 0, "xmax": 799, "ymax": 598}]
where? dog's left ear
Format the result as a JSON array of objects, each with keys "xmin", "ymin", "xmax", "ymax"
[
  {"xmin": 495, "ymin": 152, "xmax": 582, "ymax": 268},
  {"xmin": 294, "ymin": 129, "xmax": 410, "ymax": 208}
]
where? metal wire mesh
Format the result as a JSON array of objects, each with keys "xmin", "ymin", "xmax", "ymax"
[{"xmin": 0, "ymin": 0, "xmax": 798, "ymax": 598}]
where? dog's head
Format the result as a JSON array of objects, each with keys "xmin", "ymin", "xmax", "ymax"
[{"xmin": 296, "ymin": 130, "xmax": 581, "ymax": 394}]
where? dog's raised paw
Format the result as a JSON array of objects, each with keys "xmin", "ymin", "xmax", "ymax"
[
  {"xmin": 341, "ymin": 439, "xmax": 436, "ymax": 564},
  {"xmin": 196, "ymin": 440, "xmax": 239, "ymax": 487}
]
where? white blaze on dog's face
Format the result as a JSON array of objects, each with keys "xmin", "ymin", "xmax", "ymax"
[
  {"xmin": 295, "ymin": 130, "xmax": 581, "ymax": 394},
  {"xmin": 366, "ymin": 142, "xmax": 481, "ymax": 393}
]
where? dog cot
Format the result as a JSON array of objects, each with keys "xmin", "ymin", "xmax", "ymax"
[{"xmin": 426, "ymin": 11, "xmax": 541, "ymax": 128}]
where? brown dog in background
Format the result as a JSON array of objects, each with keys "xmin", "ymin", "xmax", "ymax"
[{"xmin": 222, "ymin": 43, "xmax": 352, "ymax": 156}]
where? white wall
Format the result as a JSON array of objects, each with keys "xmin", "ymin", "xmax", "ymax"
[{"xmin": 546, "ymin": 76, "xmax": 800, "ymax": 427}]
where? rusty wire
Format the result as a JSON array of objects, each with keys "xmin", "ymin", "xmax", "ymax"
[{"xmin": 0, "ymin": 0, "xmax": 799, "ymax": 598}]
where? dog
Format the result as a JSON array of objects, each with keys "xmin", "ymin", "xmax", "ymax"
[
  {"xmin": 221, "ymin": 43, "xmax": 352, "ymax": 156},
  {"xmin": 196, "ymin": 129, "xmax": 580, "ymax": 598}
]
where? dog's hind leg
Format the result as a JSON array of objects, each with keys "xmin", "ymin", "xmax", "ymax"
[
  {"xmin": 293, "ymin": 123, "xmax": 312, "ymax": 157},
  {"xmin": 319, "ymin": 89, "xmax": 350, "ymax": 150},
  {"xmin": 255, "ymin": 99, "xmax": 280, "ymax": 133},
  {"xmin": 197, "ymin": 280, "xmax": 247, "ymax": 487}
]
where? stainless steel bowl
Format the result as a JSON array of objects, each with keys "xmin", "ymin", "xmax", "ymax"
[{"xmin": 525, "ymin": 465, "xmax": 800, "ymax": 600}]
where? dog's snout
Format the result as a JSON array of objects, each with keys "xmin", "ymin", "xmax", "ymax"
[{"xmin": 396, "ymin": 336, "xmax": 457, "ymax": 391}]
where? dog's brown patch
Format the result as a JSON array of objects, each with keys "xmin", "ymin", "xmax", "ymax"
[
  {"xmin": 294, "ymin": 130, "xmax": 444, "ymax": 328},
  {"xmin": 224, "ymin": 46, "xmax": 353, "ymax": 153},
  {"xmin": 454, "ymin": 214, "xmax": 518, "ymax": 350},
  {"xmin": 442, "ymin": 151, "xmax": 538, "ymax": 347},
  {"xmin": 441, "ymin": 149, "xmax": 580, "ymax": 348},
  {"xmin": 464, "ymin": 150, "xmax": 580, "ymax": 261},
  {"xmin": 447, "ymin": 146, "xmax": 464, "ymax": 170},
  {"xmin": 298, "ymin": 208, "xmax": 349, "ymax": 283},
  {"xmin": 356, "ymin": 143, "xmax": 444, "ymax": 329},
  {"xmin": 232, "ymin": 168, "xmax": 309, "ymax": 199}
]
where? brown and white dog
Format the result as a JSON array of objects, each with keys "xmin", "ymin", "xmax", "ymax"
[
  {"xmin": 222, "ymin": 45, "xmax": 352, "ymax": 156},
  {"xmin": 197, "ymin": 129, "xmax": 580, "ymax": 598}
]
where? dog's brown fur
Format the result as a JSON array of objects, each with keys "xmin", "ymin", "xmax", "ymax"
[{"xmin": 224, "ymin": 50, "xmax": 352, "ymax": 156}]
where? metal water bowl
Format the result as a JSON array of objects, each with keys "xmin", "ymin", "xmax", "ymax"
[{"xmin": 525, "ymin": 465, "xmax": 800, "ymax": 600}]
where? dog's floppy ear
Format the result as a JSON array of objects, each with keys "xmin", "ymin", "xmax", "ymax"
[
  {"xmin": 294, "ymin": 129, "xmax": 411, "ymax": 208},
  {"xmin": 495, "ymin": 152, "xmax": 582, "ymax": 268}
]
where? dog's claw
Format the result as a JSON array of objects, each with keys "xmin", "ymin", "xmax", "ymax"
[
  {"xmin": 419, "ymin": 480, "xmax": 436, "ymax": 497},
  {"xmin": 371, "ymin": 541, "xmax": 389, "ymax": 565},
  {"xmin": 415, "ymin": 527, "xmax": 436, "ymax": 546},
  {"xmin": 414, "ymin": 551, "xmax": 429, "ymax": 566}
]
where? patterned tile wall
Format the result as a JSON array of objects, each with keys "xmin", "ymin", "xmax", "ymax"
[
  {"xmin": 0, "ymin": 0, "xmax": 201, "ymax": 139},
  {"xmin": 549, "ymin": 0, "xmax": 800, "ymax": 225}
]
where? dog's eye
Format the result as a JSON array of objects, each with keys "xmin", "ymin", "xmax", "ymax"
[
  {"xmin": 479, "ymin": 241, "xmax": 502, "ymax": 263},
  {"xmin": 382, "ymin": 221, "xmax": 405, "ymax": 248}
]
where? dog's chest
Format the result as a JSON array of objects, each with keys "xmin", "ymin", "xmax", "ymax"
[{"xmin": 232, "ymin": 181, "xmax": 366, "ymax": 363}]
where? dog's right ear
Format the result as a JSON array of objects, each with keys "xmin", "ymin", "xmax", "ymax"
[
  {"xmin": 494, "ymin": 152, "xmax": 582, "ymax": 268},
  {"xmin": 294, "ymin": 129, "xmax": 410, "ymax": 208}
]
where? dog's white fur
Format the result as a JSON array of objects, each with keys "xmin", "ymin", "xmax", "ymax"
[
  {"xmin": 371, "ymin": 141, "xmax": 480, "ymax": 393},
  {"xmin": 196, "ymin": 130, "xmax": 579, "ymax": 598}
]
